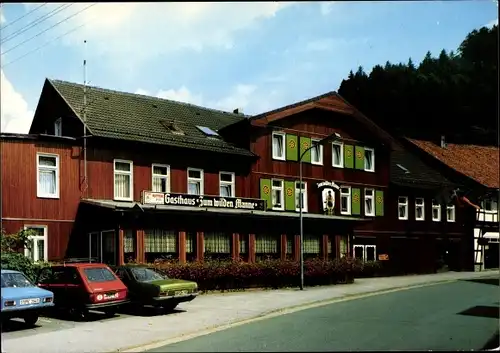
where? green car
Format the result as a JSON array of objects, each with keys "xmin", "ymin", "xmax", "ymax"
[{"xmin": 112, "ymin": 265, "xmax": 198, "ymax": 311}]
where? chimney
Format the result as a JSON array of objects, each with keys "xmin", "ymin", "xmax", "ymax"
[{"xmin": 440, "ymin": 135, "xmax": 447, "ymax": 148}]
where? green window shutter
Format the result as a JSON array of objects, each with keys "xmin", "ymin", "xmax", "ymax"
[
  {"xmin": 260, "ymin": 179, "xmax": 272, "ymax": 210},
  {"xmin": 284, "ymin": 181, "xmax": 295, "ymax": 211},
  {"xmin": 286, "ymin": 134, "xmax": 298, "ymax": 161},
  {"xmin": 375, "ymin": 190, "xmax": 384, "ymax": 216},
  {"xmin": 355, "ymin": 146, "xmax": 365, "ymax": 170},
  {"xmin": 344, "ymin": 145, "xmax": 354, "ymax": 168},
  {"xmin": 299, "ymin": 136, "xmax": 312, "ymax": 163},
  {"xmin": 352, "ymin": 188, "xmax": 361, "ymax": 215}
]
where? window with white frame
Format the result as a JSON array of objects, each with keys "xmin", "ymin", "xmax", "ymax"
[
  {"xmin": 481, "ymin": 199, "xmax": 498, "ymax": 213},
  {"xmin": 54, "ymin": 118, "xmax": 62, "ymax": 136},
  {"xmin": 311, "ymin": 139, "xmax": 323, "ymax": 165},
  {"xmin": 295, "ymin": 181, "xmax": 308, "ymax": 212},
  {"xmin": 364, "ymin": 188, "xmax": 375, "ymax": 216},
  {"xmin": 432, "ymin": 199, "xmax": 441, "ymax": 222},
  {"xmin": 353, "ymin": 244, "xmax": 377, "ymax": 262},
  {"xmin": 332, "ymin": 141, "xmax": 344, "ymax": 168},
  {"xmin": 271, "ymin": 179, "xmax": 284, "ymax": 210},
  {"xmin": 24, "ymin": 226, "xmax": 48, "ymax": 262},
  {"xmin": 219, "ymin": 172, "xmax": 235, "ymax": 197},
  {"xmin": 152, "ymin": 164, "xmax": 170, "ymax": 193},
  {"xmin": 415, "ymin": 198, "xmax": 425, "ymax": 221},
  {"xmin": 272, "ymin": 132, "xmax": 285, "ymax": 160},
  {"xmin": 114, "ymin": 160, "xmax": 133, "ymax": 201},
  {"xmin": 398, "ymin": 196, "xmax": 408, "ymax": 220},
  {"xmin": 187, "ymin": 168, "xmax": 204, "ymax": 195},
  {"xmin": 340, "ymin": 186, "xmax": 351, "ymax": 215},
  {"xmin": 37, "ymin": 153, "xmax": 60, "ymax": 199},
  {"xmin": 446, "ymin": 204, "xmax": 455, "ymax": 222},
  {"xmin": 364, "ymin": 148, "xmax": 375, "ymax": 172}
]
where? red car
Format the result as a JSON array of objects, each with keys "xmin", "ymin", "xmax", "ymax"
[{"xmin": 36, "ymin": 262, "xmax": 129, "ymax": 319}]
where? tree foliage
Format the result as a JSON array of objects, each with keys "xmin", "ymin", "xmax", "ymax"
[
  {"xmin": 338, "ymin": 25, "xmax": 498, "ymax": 145},
  {"xmin": 1, "ymin": 229, "xmax": 38, "ymax": 281}
]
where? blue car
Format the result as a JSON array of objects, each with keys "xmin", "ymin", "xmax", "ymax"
[{"xmin": 1, "ymin": 269, "xmax": 54, "ymax": 326}]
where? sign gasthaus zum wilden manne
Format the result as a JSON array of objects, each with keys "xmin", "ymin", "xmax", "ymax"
[{"xmin": 141, "ymin": 191, "xmax": 266, "ymax": 211}]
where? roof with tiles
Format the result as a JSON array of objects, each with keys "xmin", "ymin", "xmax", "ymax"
[
  {"xmin": 407, "ymin": 138, "xmax": 499, "ymax": 189},
  {"xmin": 47, "ymin": 79, "xmax": 255, "ymax": 157}
]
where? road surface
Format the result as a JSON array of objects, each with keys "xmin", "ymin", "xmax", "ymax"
[{"xmin": 147, "ymin": 277, "xmax": 499, "ymax": 352}]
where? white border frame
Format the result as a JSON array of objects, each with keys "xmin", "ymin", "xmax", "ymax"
[
  {"xmin": 113, "ymin": 159, "xmax": 134, "ymax": 201},
  {"xmin": 151, "ymin": 163, "xmax": 171, "ymax": 193},
  {"xmin": 23, "ymin": 224, "xmax": 48, "ymax": 262},
  {"xmin": 415, "ymin": 197, "xmax": 425, "ymax": 221},
  {"xmin": 271, "ymin": 132, "xmax": 286, "ymax": 161},
  {"xmin": 340, "ymin": 186, "xmax": 351, "ymax": 215},
  {"xmin": 446, "ymin": 204, "xmax": 456, "ymax": 222},
  {"xmin": 364, "ymin": 147, "xmax": 375, "ymax": 172},
  {"xmin": 295, "ymin": 181, "xmax": 308, "ymax": 213},
  {"xmin": 310, "ymin": 138, "xmax": 323, "ymax": 166},
  {"xmin": 398, "ymin": 196, "xmax": 409, "ymax": 220},
  {"xmin": 432, "ymin": 199, "xmax": 441, "ymax": 222},
  {"xmin": 187, "ymin": 167, "xmax": 204, "ymax": 195},
  {"xmin": 54, "ymin": 118, "xmax": 62, "ymax": 136},
  {"xmin": 36, "ymin": 152, "xmax": 60, "ymax": 199},
  {"xmin": 364, "ymin": 188, "xmax": 375, "ymax": 217},
  {"xmin": 332, "ymin": 141, "xmax": 344, "ymax": 168},
  {"xmin": 219, "ymin": 171, "xmax": 235, "ymax": 197},
  {"xmin": 271, "ymin": 178, "xmax": 285, "ymax": 211}
]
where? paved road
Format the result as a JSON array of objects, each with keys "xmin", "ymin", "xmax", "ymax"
[{"xmin": 147, "ymin": 277, "xmax": 499, "ymax": 352}]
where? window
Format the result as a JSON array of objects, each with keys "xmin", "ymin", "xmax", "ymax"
[
  {"xmin": 398, "ymin": 196, "xmax": 408, "ymax": 220},
  {"xmin": 255, "ymin": 234, "xmax": 280, "ymax": 261},
  {"xmin": 303, "ymin": 235, "xmax": 320, "ymax": 258},
  {"xmin": 481, "ymin": 199, "xmax": 498, "ymax": 213},
  {"xmin": 295, "ymin": 181, "xmax": 308, "ymax": 212},
  {"xmin": 144, "ymin": 229, "xmax": 177, "ymax": 254},
  {"xmin": 432, "ymin": 199, "xmax": 441, "ymax": 222},
  {"xmin": 353, "ymin": 244, "xmax": 377, "ymax": 262},
  {"xmin": 332, "ymin": 141, "xmax": 344, "ymax": 168},
  {"xmin": 272, "ymin": 132, "xmax": 285, "ymax": 160},
  {"xmin": 364, "ymin": 189, "xmax": 375, "ymax": 216},
  {"xmin": 54, "ymin": 118, "xmax": 62, "ymax": 136},
  {"xmin": 364, "ymin": 148, "xmax": 375, "ymax": 172},
  {"xmin": 187, "ymin": 168, "xmax": 204, "ymax": 195},
  {"xmin": 204, "ymin": 232, "xmax": 231, "ymax": 255},
  {"xmin": 24, "ymin": 225, "xmax": 48, "ymax": 262},
  {"xmin": 271, "ymin": 179, "xmax": 284, "ymax": 210},
  {"xmin": 446, "ymin": 204, "xmax": 455, "ymax": 222},
  {"xmin": 159, "ymin": 120, "xmax": 184, "ymax": 135},
  {"xmin": 196, "ymin": 125, "xmax": 220, "ymax": 138},
  {"xmin": 114, "ymin": 159, "xmax": 133, "ymax": 201},
  {"xmin": 37, "ymin": 153, "xmax": 60, "ymax": 199},
  {"xmin": 152, "ymin": 164, "xmax": 170, "ymax": 193},
  {"xmin": 311, "ymin": 139, "xmax": 323, "ymax": 165},
  {"xmin": 340, "ymin": 186, "xmax": 351, "ymax": 215},
  {"xmin": 415, "ymin": 198, "xmax": 425, "ymax": 221},
  {"xmin": 219, "ymin": 172, "xmax": 235, "ymax": 197}
]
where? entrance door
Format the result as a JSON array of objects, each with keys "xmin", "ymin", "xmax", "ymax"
[
  {"xmin": 101, "ymin": 230, "xmax": 117, "ymax": 266},
  {"xmin": 89, "ymin": 232, "xmax": 102, "ymax": 263}
]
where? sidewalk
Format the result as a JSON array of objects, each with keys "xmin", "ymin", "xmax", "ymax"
[{"xmin": 2, "ymin": 270, "xmax": 498, "ymax": 353}]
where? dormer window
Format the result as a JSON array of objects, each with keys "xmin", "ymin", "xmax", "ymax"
[
  {"xmin": 160, "ymin": 120, "xmax": 184, "ymax": 135},
  {"xmin": 54, "ymin": 118, "xmax": 62, "ymax": 136}
]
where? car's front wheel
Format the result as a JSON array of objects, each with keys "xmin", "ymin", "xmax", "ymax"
[{"xmin": 23, "ymin": 313, "xmax": 39, "ymax": 327}]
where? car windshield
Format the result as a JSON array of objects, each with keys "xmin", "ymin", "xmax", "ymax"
[
  {"xmin": 131, "ymin": 267, "xmax": 165, "ymax": 282},
  {"xmin": 1, "ymin": 272, "xmax": 35, "ymax": 288},
  {"xmin": 83, "ymin": 268, "xmax": 117, "ymax": 282}
]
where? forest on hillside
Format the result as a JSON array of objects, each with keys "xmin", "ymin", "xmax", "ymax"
[{"xmin": 338, "ymin": 25, "xmax": 498, "ymax": 146}]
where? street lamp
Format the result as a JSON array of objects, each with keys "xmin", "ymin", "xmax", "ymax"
[{"xmin": 299, "ymin": 132, "xmax": 341, "ymax": 290}]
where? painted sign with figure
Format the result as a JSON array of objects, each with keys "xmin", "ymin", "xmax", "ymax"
[{"xmin": 317, "ymin": 181, "xmax": 340, "ymax": 215}]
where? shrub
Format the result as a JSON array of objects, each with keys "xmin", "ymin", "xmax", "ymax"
[{"xmin": 1, "ymin": 252, "xmax": 37, "ymax": 282}]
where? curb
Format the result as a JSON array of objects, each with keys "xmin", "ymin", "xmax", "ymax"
[{"xmin": 117, "ymin": 278, "xmax": 462, "ymax": 353}]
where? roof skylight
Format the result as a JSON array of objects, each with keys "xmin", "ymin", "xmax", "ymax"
[{"xmin": 196, "ymin": 125, "xmax": 220, "ymax": 137}]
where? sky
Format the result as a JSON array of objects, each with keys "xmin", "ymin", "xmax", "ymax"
[{"xmin": 0, "ymin": 1, "xmax": 498, "ymax": 134}]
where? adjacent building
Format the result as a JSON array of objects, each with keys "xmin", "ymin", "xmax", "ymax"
[{"xmin": 0, "ymin": 78, "xmax": 486, "ymax": 273}]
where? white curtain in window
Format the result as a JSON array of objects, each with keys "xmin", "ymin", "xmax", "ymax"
[
  {"xmin": 39, "ymin": 170, "xmax": 56, "ymax": 195},
  {"xmin": 115, "ymin": 174, "xmax": 130, "ymax": 198},
  {"xmin": 220, "ymin": 185, "xmax": 232, "ymax": 197},
  {"xmin": 188, "ymin": 181, "xmax": 200, "ymax": 195},
  {"xmin": 272, "ymin": 135, "xmax": 283, "ymax": 156},
  {"xmin": 303, "ymin": 235, "xmax": 320, "ymax": 254},
  {"xmin": 145, "ymin": 229, "xmax": 177, "ymax": 253},
  {"xmin": 124, "ymin": 230, "xmax": 134, "ymax": 253},
  {"xmin": 255, "ymin": 234, "xmax": 278, "ymax": 253},
  {"xmin": 204, "ymin": 232, "xmax": 230, "ymax": 253}
]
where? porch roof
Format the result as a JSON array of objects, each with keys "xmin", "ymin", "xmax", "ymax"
[{"xmin": 81, "ymin": 199, "xmax": 370, "ymax": 222}]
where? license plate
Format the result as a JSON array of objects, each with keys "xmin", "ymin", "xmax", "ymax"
[
  {"xmin": 174, "ymin": 290, "xmax": 188, "ymax": 296},
  {"xmin": 104, "ymin": 293, "xmax": 118, "ymax": 300},
  {"xmin": 20, "ymin": 298, "xmax": 40, "ymax": 305}
]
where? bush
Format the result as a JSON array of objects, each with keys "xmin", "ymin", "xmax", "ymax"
[
  {"xmin": 144, "ymin": 257, "xmax": 366, "ymax": 291},
  {"xmin": 1, "ymin": 252, "xmax": 37, "ymax": 282}
]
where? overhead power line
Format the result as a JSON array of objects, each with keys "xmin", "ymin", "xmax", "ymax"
[
  {"xmin": 1, "ymin": 21, "xmax": 88, "ymax": 69},
  {"xmin": 0, "ymin": 3, "xmax": 48, "ymax": 31},
  {"xmin": 1, "ymin": 4, "xmax": 73, "ymax": 45},
  {"xmin": 1, "ymin": 3, "xmax": 97, "ymax": 57}
]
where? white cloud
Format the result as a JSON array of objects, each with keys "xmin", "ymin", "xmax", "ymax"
[
  {"xmin": 486, "ymin": 18, "xmax": 498, "ymax": 28},
  {"xmin": 0, "ymin": 70, "xmax": 34, "ymax": 133},
  {"xmin": 27, "ymin": 2, "xmax": 294, "ymax": 63},
  {"xmin": 0, "ymin": 12, "xmax": 5, "ymax": 24},
  {"xmin": 134, "ymin": 83, "xmax": 280, "ymax": 115},
  {"xmin": 319, "ymin": 2, "xmax": 334, "ymax": 16}
]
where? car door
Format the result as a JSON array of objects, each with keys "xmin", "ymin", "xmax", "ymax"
[
  {"xmin": 37, "ymin": 267, "xmax": 66, "ymax": 306},
  {"xmin": 63, "ymin": 267, "xmax": 87, "ymax": 305},
  {"xmin": 115, "ymin": 268, "xmax": 137, "ymax": 301}
]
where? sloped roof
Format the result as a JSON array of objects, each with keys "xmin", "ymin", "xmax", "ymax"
[
  {"xmin": 407, "ymin": 138, "xmax": 499, "ymax": 189},
  {"xmin": 390, "ymin": 148, "xmax": 456, "ymax": 188},
  {"xmin": 46, "ymin": 79, "xmax": 255, "ymax": 157}
]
